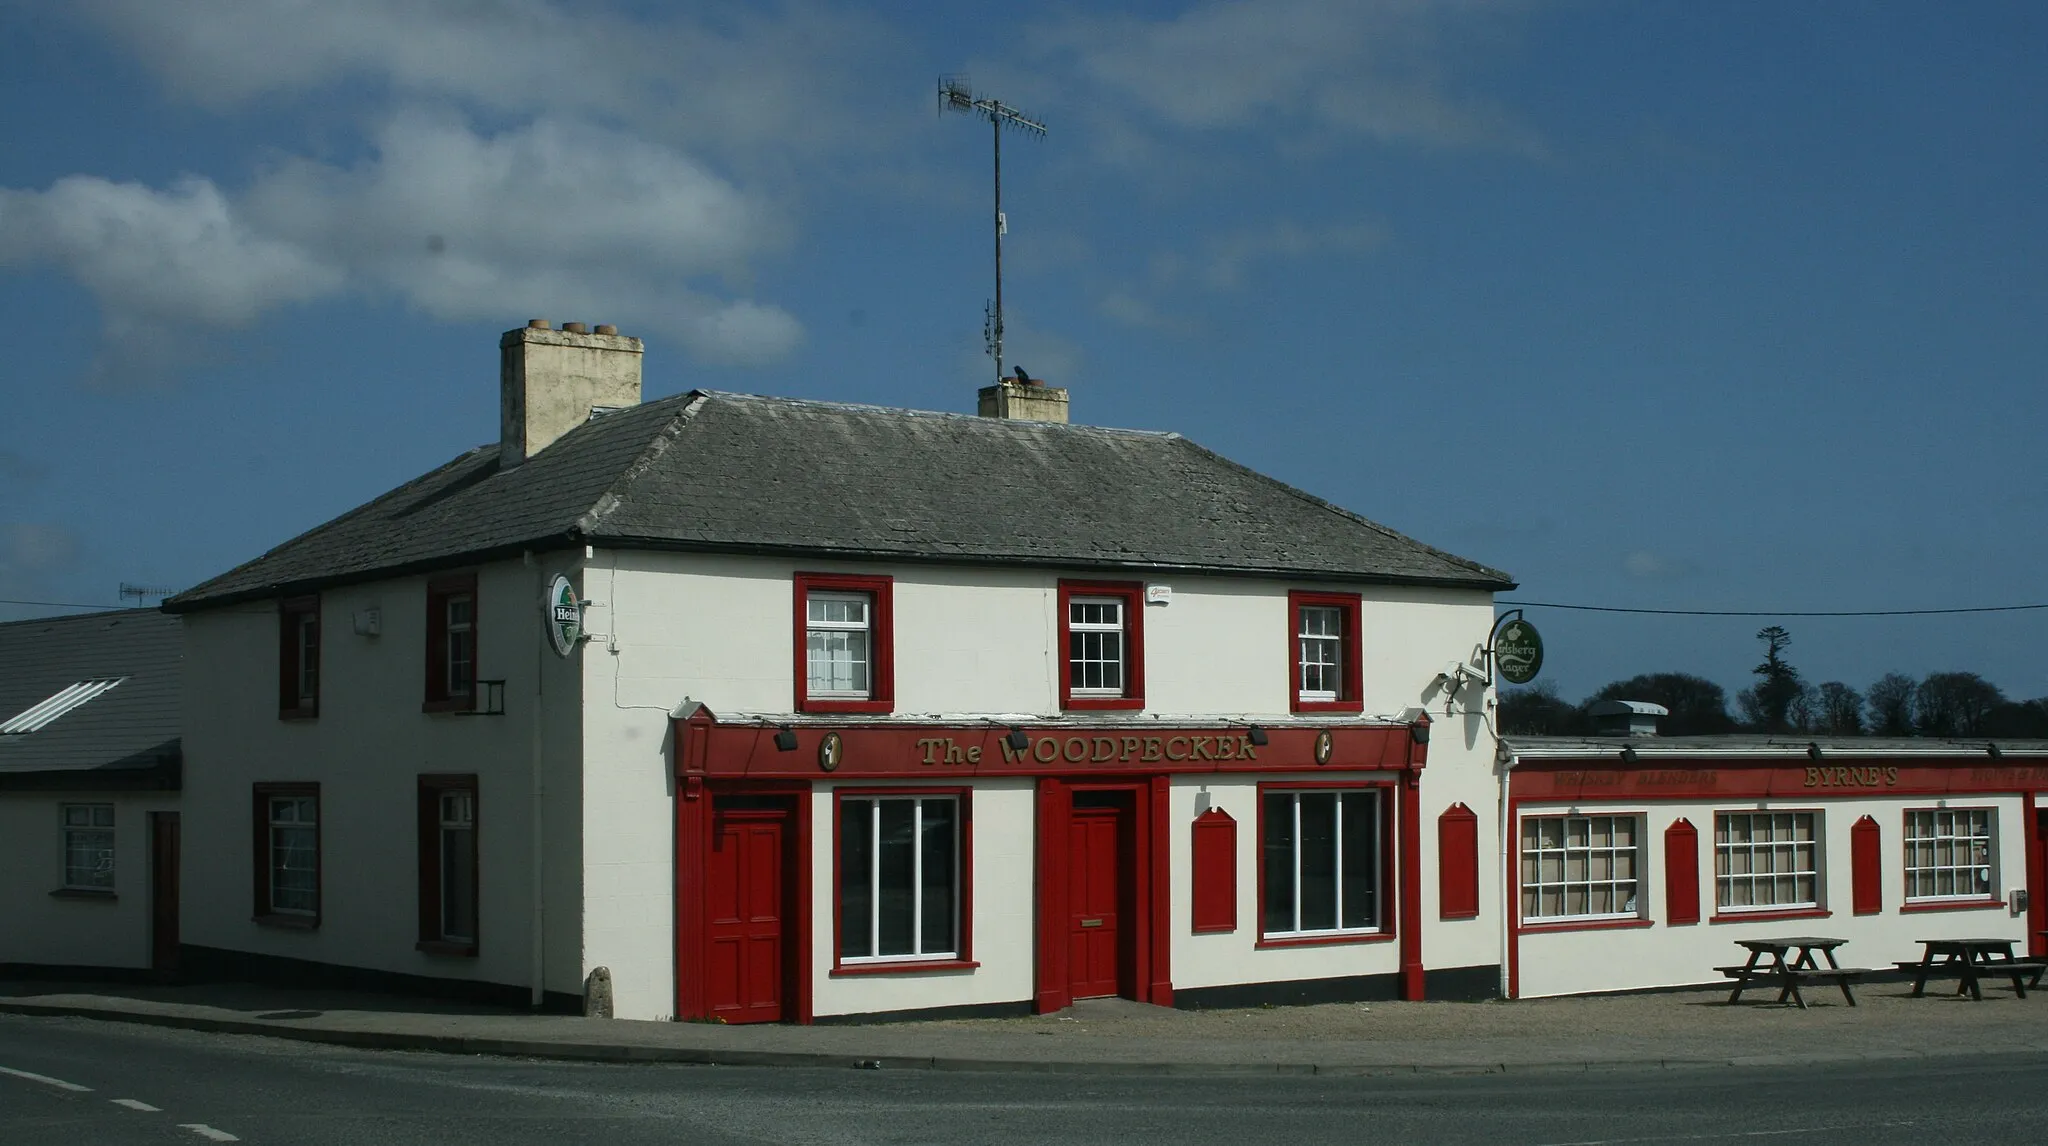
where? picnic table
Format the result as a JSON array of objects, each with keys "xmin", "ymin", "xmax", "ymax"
[
  {"xmin": 1898, "ymin": 938, "xmax": 2048, "ymax": 1001},
  {"xmin": 1720, "ymin": 936, "xmax": 1867, "ymax": 1009}
]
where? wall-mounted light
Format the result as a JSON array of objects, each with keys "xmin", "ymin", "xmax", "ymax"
[
  {"xmin": 1006, "ymin": 726, "xmax": 1030, "ymax": 753},
  {"xmin": 1411, "ymin": 722, "xmax": 1430, "ymax": 745},
  {"xmin": 774, "ymin": 725, "xmax": 798, "ymax": 752},
  {"xmin": 1987, "ymin": 743, "xmax": 2003, "ymax": 759},
  {"xmin": 1246, "ymin": 724, "xmax": 1269, "ymax": 747},
  {"xmin": 1619, "ymin": 745, "xmax": 1638, "ymax": 764},
  {"xmin": 1806, "ymin": 742, "xmax": 1823, "ymax": 760}
]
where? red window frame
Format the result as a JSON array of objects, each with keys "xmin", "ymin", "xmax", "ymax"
[
  {"xmin": 278, "ymin": 595, "xmax": 320, "ymax": 719},
  {"xmin": 793, "ymin": 572, "xmax": 894, "ymax": 714},
  {"xmin": 417, "ymin": 774, "xmax": 480, "ymax": 956},
  {"xmin": 829, "ymin": 786, "xmax": 976, "ymax": 975},
  {"xmin": 1057, "ymin": 580, "xmax": 1145, "ymax": 711},
  {"xmin": 424, "ymin": 573, "xmax": 478, "ymax": 713},
  {"xmin": 251, "ymin": 781, "xmax": 320, "ymax": 929},
  {"xmin": 1287, "ymin": 590, "xmax": 1363, "ymax": 713},
  {"xmin": 1254, "ymin": 780, "xmax": 1397, "ymax": 949}
]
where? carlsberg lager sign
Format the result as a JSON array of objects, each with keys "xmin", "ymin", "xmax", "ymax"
[
  {"xmin": 1494, "ymin": 618, "xmax": 1543, "ymax": 685},
  {"xmin": 546, "ymin": 574, "xmax": 582, "ymax": 658}
]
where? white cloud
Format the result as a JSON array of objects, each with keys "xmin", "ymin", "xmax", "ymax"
[
  {"xmin": 1033, "ymin": 0, "xmax": 1543, "ymax": 155},
  {"xmin": 0, "ymin": 113, "xmax": 805, "ymax": 377},
  {"xmin": 1623, "ymin": 550, "xmax": 1691, "ymax": 580},
  {"xmin": 1194, "ymin": 219, "xmax": 1384, "ymax": 289},
  {"xmin": 0, "ymin": 523, "xmax": 82, "ymax": 577}
]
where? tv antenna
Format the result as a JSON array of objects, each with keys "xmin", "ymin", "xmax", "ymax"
[
  {"xmin": 939, "ymin": 75, "xmax": 1046, "ymax": 384},
  {"xmin": 118, "ymin": 583, "xmax": 178, "ymax": 605}
]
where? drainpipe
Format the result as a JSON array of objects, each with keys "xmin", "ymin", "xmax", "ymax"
[
  {"xmin": 1497, "ymin": 744, "xmax": 1516, "ymax": 1001},
  {"xmin": 526, "ymin": 551, "xmax": 546, "ymax": 1009}
]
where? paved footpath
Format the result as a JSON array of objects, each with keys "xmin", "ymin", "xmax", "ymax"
[{"xmin": 4, "ymin": 978, "xmax": 2046, "ymax": 1075}]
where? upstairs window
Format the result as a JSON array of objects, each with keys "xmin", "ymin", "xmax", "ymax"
[
  {"xmin": 425, "ymin": 574, "xmax": 478, "ymax": 712},
  {"xmin": 794, "ymin": 573, "xmax": 893, "ymax": 714},
  {"xmin": 278, "ymin": 595, "xmax": 320, "ymax": 718},
  {"xmin": 1287, "ymin": 591, "xmax": 1363, "ymax": 713},
  {"xmin": 1058, "ymin": 580, "xmax": 1144, "ymax": 710}
]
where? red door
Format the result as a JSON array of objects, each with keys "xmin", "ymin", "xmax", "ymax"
[
  {"xmin": 705, "ymin": 805, "xmax": 790, "ymax": 1023},
  {"xmin": 150, "ymin": 813, "xmax": 180, "ymax": 975},
  {"xmin": 1067, "ymin": 795, "xmax": 1135, "ymax": 1000}
]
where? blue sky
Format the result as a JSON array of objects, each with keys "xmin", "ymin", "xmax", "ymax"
[{"xmin": 2, "ymin": 1, "xmax": 2044, "ymax": 709}]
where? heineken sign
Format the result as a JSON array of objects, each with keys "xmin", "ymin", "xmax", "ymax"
[
  {"xmin": 1494, "ymin": 618, "xmax": 1543, "ymax": 685},
  {"xmin": 546, "ymin": 574, "xmax": 583, "ymax": 658}
]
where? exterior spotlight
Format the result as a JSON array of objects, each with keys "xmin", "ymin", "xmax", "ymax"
[
  {"xmin": 1987, "ymin": 743, "xmax": 2003, "ymax": 759},
  {"xmin": 1006, "ymin": 726, "xmax": 1030, "ymax": 752},
  {"xmin": 1410, "ymin": 722, "xmax": 1430, "ymax": 745},
  {"xmin": 1620, "ymin": 745, "xmax": 1638, "ymax": 764},
  {"xmin": 1806, "ymin": 742, "xmax": 1823, "ymax": 761},
  {"xmin": 774, "ymin": 725, "xmax": 798, "ymax": 752},
  {"xmin": 1246, "ymin": 724, "xmax": 1269, "ymax": 747}
]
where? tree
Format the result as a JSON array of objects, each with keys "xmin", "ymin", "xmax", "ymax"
[
  {"xmin": 1866, "ymin": 673, "xmax": 1916, "ymax": 736},
  {"xmin": 1588, "ymin": 673, "xmax": 1737, "ymax": 736},
  {"xmin": 1737, "ymin": 625, "xmax": 1804, "ymax": 733},
  {"xmin": 1983, "ymin": 698, "xmax": 2048, "ymax": 738},
  {"xmin": 1813, "ymin": 681, "xmax": 1864, "ymax": 736},
  {"xmin": 1497, "ymin": 682, "xmax": 1589, "ymax": 736},
  {"xmin": 1913, "ymin": 672, "xmax": 2006, "ymax": 737}
]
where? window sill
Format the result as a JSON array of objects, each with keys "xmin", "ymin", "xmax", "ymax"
[
  {"xmin": 1292, "ymin": 698, "xmax": 1365, "ymax": 714},
  {"xmin": 416, "ymin": 939, "xmax": 478, "ymax": 957},
  {"xmin": 1256, "ymin": 931, "xmax": 1393, "ymax": 950},
  {"xmin": 277, "ymin": 707, "xmax": 319, "ymax": 722},
  {"xmin": 798, "ymin": 698, "xmax": 893, "ymax": 715},
  {"xmin": 1518, "ymin": 917, "xmax": 1653, "ymax": 935},
  {"xmin": 49, "ymin": 888, "xmax": 116, "ymax": 901},
  {"xmin": 421, "ymin": 699, "xmax": 476, "ymax": 715},
  {"xmin": 1063, "ymin": 696, "xmax": 1144, "ymax": 712},
  {"xmin": 1710, "ymin": 908, "xmax": 1831, "ymax": 925},
  {"xmin": 1439, "ymin": 910, "xmax": 1481, "ymax": 921},
  {"xmin": 1900, "ymin": 898, "xmax": 2004, "ymax": 914},
  {"xmin": 830, "ymin": 959, "xmax": 979, "ymax": 977},
  {"xmin": 253, "ymin": 913, "xmax": 320, "ymax": 930}
]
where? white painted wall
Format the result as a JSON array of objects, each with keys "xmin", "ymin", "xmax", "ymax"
[
  {"xmin": 1513, "ymin": 794, "xmax": 2033, "ymax": 998},
  {"xmin": 0, "ymin": 792, "xmax": 177, "ymax": 968},
  {"xmin": 808, "ymin": 778, "xmax": 1037, "ymax": 1018},
  {"xmin": 179, "ymin": 558, "xmax": 587, "ymax": 1000}
]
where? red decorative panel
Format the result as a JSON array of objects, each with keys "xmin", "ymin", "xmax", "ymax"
[
  {"xmin": 1851, "ymin": 815, "xmax": 1882, "ymax": 915},
  {"xmin": 1664, "ymin": 818, "xmax": 1700, "ymax": 925},
  {"xmin": 1436, "ymin": 803, "xmax": 1480, "ymax": 920},
  {"xmin": 1190, "ymin": 808, "xmax": 1237, "ymax": 933}
]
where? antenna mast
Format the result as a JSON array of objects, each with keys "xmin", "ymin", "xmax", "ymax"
[{"xmin": 939, "ymin": 75, "xmax": 1046, "ymax": 384}]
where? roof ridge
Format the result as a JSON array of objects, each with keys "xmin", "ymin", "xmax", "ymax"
[
  {"xmin": 1165, "ymin": 437, "xmax": 1516, "ymax": 586},
  {"xmin": 577, "ymin": 391, "xmax": 713, "ymax": 532},
  {"xmin": 697, "ymin": 390, "xmax": 1180, "ymax": 439}
]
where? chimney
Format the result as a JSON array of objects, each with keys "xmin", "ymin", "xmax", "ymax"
[
  {"xmin": 500, "ymin": 320, "xmax": 644, "ymax": 468},
  {"xmin": 977, "ymin": 375, "xmax": 1070, "ymax": 424}
]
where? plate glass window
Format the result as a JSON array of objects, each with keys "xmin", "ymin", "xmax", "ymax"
[
  {"xmin": 1903, "ymin": 808, "xmax": 1995, "ymax": 901},
  {"xmin": 268, "ymin": 796, "xmax": 319, "ymax": 915},
  {"xmin": 1262, "ymin": 790, "xmax": 1381, "ymax": 937},
  {"xmin": 61, "ymin": 803, "xmax": 115, "ymax": 891},
  {"xmin": 839, "ymin": 796, "xmax": 958, "ymax": 962},
  {"xmin": 807, "ymin": 591, "xmax": 872, "ymax": 699},
  {"xmin": 1297, "ymin": 605, "xmax": 1342, "ymax": 702},
  {"xmin": 439, "ymin": 791, "xmax": 477, "ymax": 943},
  {"xmin": 1068, "ymin": 597, "xmax": 1125, "ymax": 695},
  {"xmin": 444, "ymin": 594, "xmax": 475, "ymax": 700},
  {"xmin": 1715, "ymin": 812, "xmax": 1819, "ymax": 911},
  {"xmin": 1520, "ymin": 814, "xmax": 1639, "ymax": 922}
]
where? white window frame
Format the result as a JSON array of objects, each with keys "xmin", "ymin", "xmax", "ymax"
[
  {"xmin": 1067, "ymin": 596, "xmax": 1126, "ymax": 697},
  {"xmin": 838, "ymin": 795, "xmax": 960, "ymax": 964},
  {"xmin": 806, "ymin": 590, "xmax": 873, "ymax": 700},
  {"xmin": 60, "ymin": 803, "xmax": 115, "ymax": 891},
  {"xmin": 1520, "ymin": 813, "xmax": 1642, "ymax": 923},
  {"xmin": 1261, "ymin": 788, "xmax": 1384, "ymax": 939},
  {"xmin": 1296, "ymin": 605, "xmax": 1343, "ymax": 702},
  {"xmin": 444, "ymin": 594, "xmax": 475, "ymax": 699},
  {"xmin": 1903, "ymin": 807, "xmax": 1996, "ymax": 902},
  {"xmin": 268, "ymin": 795, "xmax": 320, "ymax": 916},
  {"xmin": 1714, "ymin": 811, "xmax": 1821, "ymax": 912}
]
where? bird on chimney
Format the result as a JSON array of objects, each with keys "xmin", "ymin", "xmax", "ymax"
[{"xmin": 1013, "ymin": 364, "xmax": 1030, "ymax": 384}]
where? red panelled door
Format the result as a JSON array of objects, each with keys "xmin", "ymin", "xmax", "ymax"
[
  {"xmin": 1067, "ymin": 798, "xmax": 1135, "ymax": 1000},
  {"xmin": 705, "ymin": 807, "xmax": 789, "ymax": 1023}
]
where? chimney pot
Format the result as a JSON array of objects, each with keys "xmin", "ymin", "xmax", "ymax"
[
  {"xmin": 563, "ymin": 322, "xmax": 589, "ymax": 334},
  {"xmin": 528, "ymin": 318, "xmax": 550, "ymax": 329},
  {"xmin": 594, "ymin": 324, "xmax": 618, "ymax": 336}
]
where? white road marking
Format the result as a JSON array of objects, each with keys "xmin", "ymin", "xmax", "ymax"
[
  {"xmin": 179, "ymin": 1125, "xmax": 241, "ymax": 1142},
  {"xmin": 111, "ymin": 1098, "xmax": 163, "ymax": 1111},
  {"xmin": 0, "ymin": 1064, "xmax": 92, "ymax": 1092}
]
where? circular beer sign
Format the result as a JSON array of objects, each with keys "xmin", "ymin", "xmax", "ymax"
[
  {"xmin": 546, "ymin": 574, "xmax": 582, "ymax": 658},
  {"xmin": 1494, "ymin": 619, "xmax": 1543, "ymax": 685}
]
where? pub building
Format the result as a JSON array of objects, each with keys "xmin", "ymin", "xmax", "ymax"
[
  {"xmin": 155, "ymin": 324, "xmax": 1516, "ymax": 1022},
  {"xmin": 1502, "ymin": 711, "xmax": 2048, "ymax": 1000}
]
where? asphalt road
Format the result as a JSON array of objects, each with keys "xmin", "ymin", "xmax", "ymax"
[{"xmin": 4, "ymin": 1012, "xmax": 2045, "ymax": 1145}]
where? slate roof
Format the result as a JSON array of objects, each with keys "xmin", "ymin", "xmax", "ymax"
[
  {"xmin": 168, "ymin": 391, "xmax": 1514, "ymax": 611},
  {"xmin": 1501, "ymin": 735, "xmax": 2048, "ymax": 759},
  {"xmin": 0, "ymin": 609, "xmax": 181, "ymax": 789}
]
